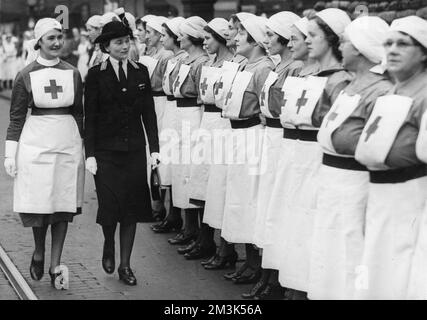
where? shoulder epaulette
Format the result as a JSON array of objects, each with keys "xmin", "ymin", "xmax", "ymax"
[
  {"xmin": 128, "ymin": 59, "xmax": 139, "ymax": 70},
  {"xmin": 100, "ymin": 60, "xmax": 108, "ymax": 71}
]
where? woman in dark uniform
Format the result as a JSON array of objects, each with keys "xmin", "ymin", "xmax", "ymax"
[{"xmin": 84, "ymin": 21, "xmax": 159, "ymax": 286}]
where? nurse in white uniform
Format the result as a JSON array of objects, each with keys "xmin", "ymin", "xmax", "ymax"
[
  {"xmin": 310, "ymin": 16, "xmax": 392, "ymax": 300},
  {"xmin": 3, "ymin": 18, "xmax": 84, "ymax": 289},
  {"xmin": 354, "ymin": 16, "xmax": 427, "ymax": 300}
]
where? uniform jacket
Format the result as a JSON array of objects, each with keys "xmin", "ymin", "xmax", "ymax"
[{"xmin": 84, "ymin": 58, "xmax": 159, "ymax": 158}]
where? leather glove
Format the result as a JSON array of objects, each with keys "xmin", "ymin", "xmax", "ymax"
[
  {"xmin": 4, "ymin": 158, "xmax": 17, "ymax": 178},
  {"xmin": 4, "ymin": 140, "xmax": 18, "ymax": 178},
  {"xmin": 150, "ymin": 152, "xmax": 161, "ymax": 169},
  {"xmin": 86, "ymin": 157, "xmax": 97, "ymax": 175}
]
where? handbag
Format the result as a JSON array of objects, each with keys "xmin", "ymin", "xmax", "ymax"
[{"xmin": 150, "ymin": 167, "xmax": 161, "ymax": 201}]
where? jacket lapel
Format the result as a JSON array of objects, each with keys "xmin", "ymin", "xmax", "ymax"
[{"xmin": 100, "ymin": 59, "xmax": 122, "ymax": 99}]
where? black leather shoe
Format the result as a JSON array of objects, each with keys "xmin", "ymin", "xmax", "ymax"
[
  {"xmin": 30, "ymin": 253, "xmax": 44, "ymax": 281},
  {"xmin": 102, "ymin": 243, "xmax": 115, "ymax": 274},
  {"xmin": 232, "ymin": 267, "xmax": 261, "ymax": 285},
  {"xmin": 177, "ymin": 240, "xmax": 197, "ymax": 255},
  {"xmin": 201, "ymin": 254, "xmax": 217, "ymax": 266},
  {"xmin": 242, "ymin": 279, "xmax": 268, "ymax": 299},
  {"xmin": 168, "ymin": 232, "xmax": 198, "ymax": 246},
  {"xmin": 151, "ymin": 220, "xmax": 166, "ymax": 230},
  {"xmin": 224, "ymin": 261, "xmax": 249, "ymax": 280},
  {"xmin": 254, "ymin": 284, "xmax": 286, "ymax": 300},
  {"xmin": 204, "ymin": 251, "xmax": 238, "ymax": 270},
  {"xmin": 184, "ymin": 244, "xmax": 216, "ymax": 260},
  {"xmin": 153, "ymin": 219, "xmax": 183, "ymax": 234},
  {"xmin": 118, "ymin": 267, "xmax": 137, "ymax": 286}
]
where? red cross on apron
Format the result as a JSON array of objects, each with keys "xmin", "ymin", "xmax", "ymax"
[
  {"xmin": 296, "ymin": 90, "xmax": 308, "ymax": 114},
  {"xmin": 44, "ymin": 80, "xmax": 63, "ymax": 100},
  {"xmin": 365, "ymin": 116, "xmax": 381, "ymax": 142}
]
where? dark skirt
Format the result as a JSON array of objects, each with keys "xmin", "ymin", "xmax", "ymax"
[
  {"xmin": 19, "ymin": 208, "xmax": 82, "ymax": 228},
  {"xmin": 94, "ymin": 149, "xmax": 153, "ymax": 226}
]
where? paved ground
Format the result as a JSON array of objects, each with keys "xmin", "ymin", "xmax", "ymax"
[
  {"xmin": 0, "ymin": 94, "xmax": 251, "ymax": 300},
  {"xmin": 0, "ymin": 269, "xmax": 19, "ymax": 300}
]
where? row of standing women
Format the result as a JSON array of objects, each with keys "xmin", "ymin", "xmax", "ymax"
[{"xmin": 143, "ymin": 10, "xmax": 427, "ymax": 300}]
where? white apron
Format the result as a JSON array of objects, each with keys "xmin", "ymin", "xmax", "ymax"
[
  {"xmin": 308, "ymin": 92, "xmax": 369, "ymax": 300},
  {"xmin": 158, "ymin": 60, "xmax": 179, "ymax": 186},
  {"xmin": 203, "ymin": 123, "xmax": 232, "ymax": 229},
  {"xmin": 138, "ymin": 55, "xmax": 159, "ymax": 79},
  {"xmin": 269, "ymin": 76, "xmax": 326, "ymax": 291},
  {"xmin": 253, "ymin": 71, "xmax": 281, "ymax": 248},
  {"xmin": 355, "ymin": 176, "xmax": 427, "ymax": 300},
  {"xmin": 213, "ymin": 61, "xmax": 240, "ymax": 110},
  {"xmin": 261, "ymin": 137, "xmax": 296, "ymax": 270},
  {"xmin": 171, "ymin": 63, "xmax": 202, "ymax": 208},
  {"xmin": 415, "ymin": 109, "xmax": 427, "ymax": 164},
  {"xmin": 407, "ymin": 202, "xmax": 427, "ymax": 300},
  {"xmin": 142, "ymin": 56, "xmax": 165, "ymax": 136},
  {"xmin": 14, "ymin": 68, "xmax": 84, "ymax": 214},
  {"xmin": 355, "ymin": 95, "xmax": 413, "ymax": 170},
  {"xmin": 187, "ymin": 66, "xmax": 223, "ymax": 202},
  {"xmin": 354, "ymin": 94, "xmax": 425, "ymax": 300},
  {"xmin": 221, "ymin": 70, "xmax": 264, "ymax": 243},
  {"xmin": 221, "ymin": 124, "xmax": 264, "ymax": 243}
]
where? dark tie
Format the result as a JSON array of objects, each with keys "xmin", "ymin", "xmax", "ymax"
[{"xmin": 118, "ymin": 60, "xmax": 127, "ymax": 89}]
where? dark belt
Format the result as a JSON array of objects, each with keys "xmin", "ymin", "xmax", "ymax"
[
  {"xmin": 370, "ymin": 164, "xmax": 427, "ymax": 184},
  {"xmin": 204, "ymin": 104, "xmax": 222, "ymax": 113},
  {"xmin": 31, "ymin": 106, "xmax": 72, "ymax": 116},
  {"xmin": 322, "ymin": 153, "xmax": 367, "ymax": 172},
  {"xmin": 152, "ymin": 91, "xmax": 167, "ymax": 97},
  {"xmin": 167, "ymin": 95, "xmax": 176, "ymax": 101},
  {"xmin": 265, "ymin": 118, "xmax": 282, "ymax": 128},
  {"xmin": 176, "ymin": 98, "xmax": 200, "ymax": 108},
  {"xmin": 283, "ymin": 128, "xmax": 318, "ymax": 142},
  {"xmin": 230, "ymin": 117, "xmax": 261, "ymax": 129}
]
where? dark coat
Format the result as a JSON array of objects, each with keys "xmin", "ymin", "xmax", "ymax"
[
  {"xmin": 84, "ymin": 58, "xmax": 159, "ymax": 158},
  {"xmin": 84, "ymin": 58, "xmax": 159, "ymax": 225}
]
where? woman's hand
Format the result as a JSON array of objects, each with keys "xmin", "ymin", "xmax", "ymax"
[
  {"xmin": 150, "ymin": 153, "xmax": 161, "ymax": 169},
  {"xmin": 86, "ymin": 157, "xmax": 97, "ymax": 175},
  {"xmin": 4, "ymin": 157, "xmax": 17, "ymax": 178}
]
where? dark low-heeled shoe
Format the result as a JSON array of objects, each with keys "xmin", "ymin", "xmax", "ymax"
[
  {"xmin": 184, "ymin": 244, "xmax": 216, "ymax": 260},
  {"xmin": 204, "ymin": 251, "xmax": 238, "ymax": 270},
  {"xmin": 118, "ymin": 267, "xmax": 137, "ymax": 286},
  {"xmin": 30, "ymin": 253, "xmax": 44, "ymax": 281},
  {"xmin": 242, "ymin": 278, "xmax": 268, "ymax": 299},
  {"xmin": 224, "ymin": 261, "xmax": 249, "ymax": 280},
  {"xmin": 168, "ymin": 232, "xmax": 198, "ymax": 246},
  {"xmin": 102, "ymin": 244, "xmax": 115, "ymax": 275},
  {"xmin": 232, "ymin": 267, "xmax": 261, "ymax": 285},
  {"xmin": 177, "ymin": 240, "xmax": 197, "ymax": 255},
  {"xmin": 201, "ymin": 254, "xmax": 217, "ymax": 266},
  {"xmin": 254, "ymin": 284, "xmax": 286, "ymax": 300},
  {"xmin": 151, "ymin": 220, "xmax": 166, "ymax": 230},
  {"xmin": 153, "ymin": 219, "xmax": 183, "ymax": 234}
]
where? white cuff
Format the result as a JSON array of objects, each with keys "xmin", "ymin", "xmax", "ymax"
[{"xmin": 5, "ymin": 140, "xmax": 18, "ymax": 158}]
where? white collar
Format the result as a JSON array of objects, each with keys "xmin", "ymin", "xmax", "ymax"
[
  {"xmin": 109, "ymin": 56, "xmax": 127, "ymax": 66},
  {"xmin": 36, "ymin": 55, "xmax": 60, "ymax": 67}
]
